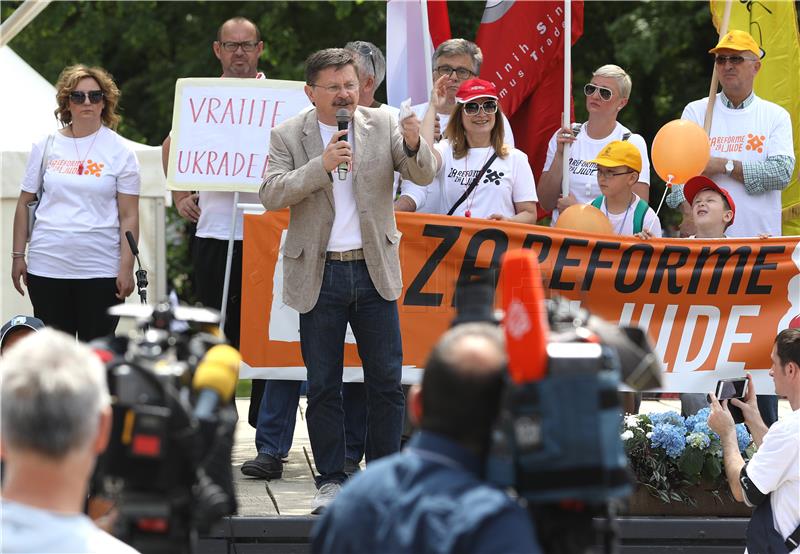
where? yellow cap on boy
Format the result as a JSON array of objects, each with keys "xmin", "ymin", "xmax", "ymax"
[{"xmin": 589, "ymin": 140, "xmax": 642, "ymax": 173}]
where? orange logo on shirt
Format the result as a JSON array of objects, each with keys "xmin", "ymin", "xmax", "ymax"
[
  {"xmin": 83, "ymin": 160, "xmax": 104, "ymax": 177},
  {"xmin": 746, "ymin": 134, "xmax": 765, "ymax": 154}
]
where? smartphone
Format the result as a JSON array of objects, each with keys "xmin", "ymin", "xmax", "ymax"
[{"xmin": 716, "ymin": 377, "xmax": 748, "ymax": 400}]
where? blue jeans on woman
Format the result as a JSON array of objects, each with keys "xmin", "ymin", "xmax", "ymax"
[{"xmin": 300, "ymin": 259, "xmax": 404, "ymax": 488}]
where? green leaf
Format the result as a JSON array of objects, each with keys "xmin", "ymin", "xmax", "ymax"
[
  {"xmin": 678, "ymin": 447, "xmax": 704, "ymax": 478},
  {"xmin": 702, "ymin": 455, "xmax": 722, "ymax": 481}
]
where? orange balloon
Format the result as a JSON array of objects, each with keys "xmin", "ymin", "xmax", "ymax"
[
  {"xmin": 555, "ymin": 204, "xmax": 613, "ymax": 234},
  {"xmin": 651, "ymin": 119, "xmax": 710, "ymax": 185}
]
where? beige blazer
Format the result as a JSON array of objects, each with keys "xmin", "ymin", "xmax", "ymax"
[{"xmin": 260, "ymin": 107, "xmax": 436, "ymax": 314}]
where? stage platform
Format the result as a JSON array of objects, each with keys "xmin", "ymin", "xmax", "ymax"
[{"xmin": 206, "ymin": 397, "xmax": 791, "ymax": 553}]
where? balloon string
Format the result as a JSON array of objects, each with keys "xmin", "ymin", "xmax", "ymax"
[{"xmin": 649, "ymin": 176, "xmax": 672, "ymax": 233}]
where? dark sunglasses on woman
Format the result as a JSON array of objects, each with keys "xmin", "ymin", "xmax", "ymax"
[
  {"xmin": 583, "ymin": 83, "xmax": 613, "ymax": 101},
  {"xmin": 463, "ymin": 100, "xmax": 499, "ymax": 116},
  {"xmin": 69, "ymin": 90, "xmax": 105, "ymax": 104}
]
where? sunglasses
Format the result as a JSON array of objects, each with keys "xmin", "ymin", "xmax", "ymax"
[
  {"xmin": 714, "ymin": 54, "xmax": 754, "ymax": 65},
  {"xmin": 463, "ymin": 100, "xmax": 498, "ymax": 116},
  {"xmin": 584, "ymin": 83, "xmax": 613, "ymax": 101},
  {"xmin": 69, "ymin": 90, "xmax": 104, "ymax": 104}
]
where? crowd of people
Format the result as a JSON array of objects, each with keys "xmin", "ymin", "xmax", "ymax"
[{"xmin": 3, "ymin": 13, "xmax": 798, "ymax": 554}]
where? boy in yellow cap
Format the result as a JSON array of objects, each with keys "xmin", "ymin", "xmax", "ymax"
[{"xmin": 589, "ymin": 140, "xmax": 662, "ymax": 237}]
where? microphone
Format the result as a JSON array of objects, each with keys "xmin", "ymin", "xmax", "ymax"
[
  {"xmin": 125, "ymin": 231, "xmax": 148, "ymax": 304},
  {"xmin": 335, "ymin": 108, "xmax": 350, "ymax": 180},
  {"xmin": 192, "ymin": 344, "xmax": 241, "ymax": 421},
  {"xmin": 500, "ymin": 249, "xmax": 549, "ymax": 384}
]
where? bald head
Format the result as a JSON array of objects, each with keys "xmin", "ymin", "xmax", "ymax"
[{"xmin": 418, "ymin": 324, "xmax": 506, "ymax": 453}]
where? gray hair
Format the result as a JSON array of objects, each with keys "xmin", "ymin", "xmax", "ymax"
[
  {"xmin": 345, "ymin": 41, "xmax": 386, "ymax": 89},
  {"xmin": 592, "ymin": 64, "xmax": 632, "ymax": 99},
  {"xmin": 305, "ymin": 48, "xmax": 358, "ymax": 85},
  {"xmin": 1, "ymin": 329, "xmax": 110, "ymax": 458},
  {"xmin": 433, "ymin": 38, "xmax": 483, "ymax": 74}
]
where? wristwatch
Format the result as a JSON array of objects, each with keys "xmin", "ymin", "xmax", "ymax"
[{"xmin": 725, "ymin": 159, "xmax": 734, "ymax": 176}]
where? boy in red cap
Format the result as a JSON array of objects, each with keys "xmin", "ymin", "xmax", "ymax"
[{"xmin": 683, "ymin": 175, "xmax": 736, "ymax": 238}]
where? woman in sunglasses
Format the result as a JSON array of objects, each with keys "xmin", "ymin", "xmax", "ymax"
[
  {"xmin": 11, "ymin": 65, "xmax": 140, "ymax": 341},
  {"xmin": 537, "ymin": 64, "xmax": 651, "ymax": 225},
  {"xmin": 420, "ymin": 77, "xmax": 537, "ymax": 222}
]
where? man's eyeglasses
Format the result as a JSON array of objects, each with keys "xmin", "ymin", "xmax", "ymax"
[
  {"xmin": 219, "ymin": 41, "xmax": 260, "ymax": 52},
  {"xmin": 584, "ymin": 83, "xmax": 613, "ymax": 101},
  {"xmin": 463, "ymin": 100, "xmax": 498, "ymax": 116},
  {"xmin": 436, "ymin": 65, "xmax": 475, "ymax": 80},
  {"xmin": 597, "ymin": 169, "xmax": 634, "ymax": 179},
  {"xmin": 69, "ymin": 90, "xmax": 104, "ymax": 104},
  {"xmin": 714, "ymin": 54, "xmax": 754, "ymax": 66},
  {"xmin": 309, "ymin": 82, "xmax": 359, "ymax": 94}
]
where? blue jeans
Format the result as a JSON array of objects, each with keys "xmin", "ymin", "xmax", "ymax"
[
  {"xmin": 343, "ymin": 382, "xmax": 367, "ymax": 463},
  {"xmin": 300, "ymin": 259, "xmax": 404, "ymax": 487},
  {"xmin": 254, "ymin": 380, "xmax": 302, "ymax": 459}
]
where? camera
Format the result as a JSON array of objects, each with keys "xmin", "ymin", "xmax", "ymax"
[
  {"xmin": 90, "ymin": 301, "xmax": 239, "ymax": 554},
  {"xmin": 452, "ymin": 249, "xmax": 663, "ymax": 554}
]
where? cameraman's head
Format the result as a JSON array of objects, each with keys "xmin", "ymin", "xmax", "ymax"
[
  {"xmin": 409, "ymin": 323, "xmax": 506, "ymax": 457},
  {"xmin": 1, "ymin": 329, "xmax": 112, "ymax": 494}
]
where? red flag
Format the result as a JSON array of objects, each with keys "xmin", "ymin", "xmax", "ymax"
[{"xmin": 476, "ymin": 1, "xmax": 584, "ymax": 218}]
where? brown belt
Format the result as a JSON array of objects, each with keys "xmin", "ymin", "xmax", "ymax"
[{"xmin": 326, "ymin": 248, "xmax": 365, "ymax": 262}]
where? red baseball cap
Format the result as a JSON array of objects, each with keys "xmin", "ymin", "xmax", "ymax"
[
  {"xmin": 683, "ymin": 175, "xmax": 736, "ymax": 225},
  {"xmin": 456, "ymin": 78, "xmax": 499, "ymax": 103}
]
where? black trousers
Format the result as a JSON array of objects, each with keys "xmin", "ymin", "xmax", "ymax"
[{"xmin": 27, "ymin": 272, "xmax": 119, "ymax": 342}]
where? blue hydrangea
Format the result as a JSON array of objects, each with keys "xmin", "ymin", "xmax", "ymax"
[
  {"xmin": 685, "ymin": 407, "xmax": 712, "ymax": 433},
  {"xmin": 686, "ymin": 432, "xmax": 711, "ymax": 450},
  {"xmin": 735, "ymin": 423, "xmax": 751, "ymax": 452},
  {"xmin": 650, "ymin": 422, "xmax": 687, "ymax": 458},
  {"xmin": 649, "ymin": 411, "xmax": 686, "ymax": 433}
]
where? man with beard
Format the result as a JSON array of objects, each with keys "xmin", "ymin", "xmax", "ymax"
[{"xmin": 260, "ymin": 48, "xmax": 436, "ymax": 512}]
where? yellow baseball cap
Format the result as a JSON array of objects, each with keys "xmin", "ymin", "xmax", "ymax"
[
  {"xmin": 589, "ymin": 140, "xmax": 642, "ymax": 173},
  {"xmin": 709, "ymin": 29, "xmax": 762, "ymax": 58}
]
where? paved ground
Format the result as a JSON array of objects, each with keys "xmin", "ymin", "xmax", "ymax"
[{"xmin": 231, "ymin": 396, "xmax": 794, "ymax": 517}]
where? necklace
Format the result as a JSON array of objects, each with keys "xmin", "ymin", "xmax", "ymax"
[
  {"xmin": 71, "ymin": 125, "xmax": 101, "ymax": 175},
  {"xmin": 604, "ymin": 195, "xmax": 635, "ymax": 234},
  {"xmin": 462, "ymin": 147, "xmax": 491, "ymax": 218}
]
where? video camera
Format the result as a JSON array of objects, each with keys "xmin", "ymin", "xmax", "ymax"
[
  {"xmin": 91, "ymin": 302, "xmax": 240, "ymax": 554},
  {"xmin": 453, "ymin": 249, "xmax": 663, "ymax": 554}
]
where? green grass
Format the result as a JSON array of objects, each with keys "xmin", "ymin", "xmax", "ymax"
[{"xmin": 236, "ymin": 379, "xmax": 253, "ymax": 399}]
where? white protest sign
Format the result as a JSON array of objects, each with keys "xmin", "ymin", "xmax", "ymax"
[{"xmin": 167, "ymin": 78, "xmax": 310, "ymax": 192}]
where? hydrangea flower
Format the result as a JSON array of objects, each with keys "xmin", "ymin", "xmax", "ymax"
[
  {"xmin": 650, "ymin": 422, "xmax": 687, "ymax": 458},
  {"xmin": 685, "ymin": 407, "xmax": 712, "ymax": 433},
  {"xmin": 686, "ymin": 432, "xmax": 711, "ymax": 449},
  {"xmin": 735, "ymin": 423, "xmax": 751, "ymax": 452},
  {"xmin": 649, "ymin": 411, "xmax": 686, "ymax": 433},
  {"xmin": 621, "ymin": 430, "xmax": 634, "ymax": 441},
  {"xmin": 624, "ymin": 414, "xmax": 641, "ymax": 429}
]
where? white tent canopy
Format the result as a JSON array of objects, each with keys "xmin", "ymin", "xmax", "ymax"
[{"xmin": 1, "ymin": 45, "xmax": 168, "ymax": 323}]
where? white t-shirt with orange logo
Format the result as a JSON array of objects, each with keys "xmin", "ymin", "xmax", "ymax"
[
  {"xmin": 682, "ymin": 93, "xmax": 794, "ymax": 238},
  {"xmin": 21, "ymin": 127, "xmax": 141, "ymax": 278}
]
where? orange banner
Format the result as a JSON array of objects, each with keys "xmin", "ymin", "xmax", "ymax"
[{"xmin": 241, "ymin": 211, "xmax": 800, "ymax": 393}]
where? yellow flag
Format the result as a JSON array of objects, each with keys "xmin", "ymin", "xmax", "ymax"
[{"xmin": 710, "ymin": 0, "xmax": 800, "ymax": 235}]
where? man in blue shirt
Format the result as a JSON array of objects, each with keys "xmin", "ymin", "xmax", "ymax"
[{"xmin": 311, "ymin": 323, "xmax": 541, "ymax": 553}]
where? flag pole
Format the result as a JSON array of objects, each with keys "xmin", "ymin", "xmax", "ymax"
[
  {"xmin": 420, "ymin": 0, "xmax": 434, "ymax": 98},
  {"xmin": 703, "ymin": 0, "xmax": 732, "ymax": 133},
  {"xmin": 560, "ymin": 0, "xmax": 572, "ymax": 198}
]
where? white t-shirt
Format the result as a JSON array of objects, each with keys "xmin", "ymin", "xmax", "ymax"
[
  {"xmin": 681, "ymin": 94, "xmax": 794, "ymax": 238},
  {"xmin": 543, "ymin": 122, "xmax": 650, "ymax": 225},
  {"xmin": 424, "ymin": 141, "xmax": 537, "ymax": 219},
  {"xmin": 1, "ymin": 500, "xmax": 140, "ymax": 553},
  {"xmin": 21, "ymin": 128, "xmax": 141, "ymax": 279},
  {"xmin": 195, "ymin": 190, "xmax": 261, "ymax": 241},
  {"xmin": 399, "ymin": 102, "xmax": 515, "ymax": 211},
  {"xmin": 318, "ymin": 121, "xmax": 362, "ymax": 252},
  {"xmin": 593, "ymin": 194, "xmax": 663, "ymax": 237},
  {"xmin": 745, "ymin": 409, "xmax": 800, "ymax": 551}
]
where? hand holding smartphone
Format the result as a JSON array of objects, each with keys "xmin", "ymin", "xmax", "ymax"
[{"xmin": 707, "ymin": 377, "xmax": 748, "ymax": 423}]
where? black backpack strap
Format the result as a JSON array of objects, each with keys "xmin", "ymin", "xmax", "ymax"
[
  {"xmin": 447, "ymin": 152, "xmax": 499, "ymax": 216},
  {"xmin": 785, "ymin": 523, "xmax": 800, "ymax": 551}
]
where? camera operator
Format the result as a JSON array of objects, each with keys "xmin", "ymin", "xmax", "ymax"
[
  {"xmin": 708, "ymin": 329, "xmax": 800, "ymax": 553},
  {"xmin": 0, "ymin": 329, "xmax": 139, "ymax": 554},
  {"xmin": 311, "ymin": 323, "xmax": 541, "ymax": 553}
]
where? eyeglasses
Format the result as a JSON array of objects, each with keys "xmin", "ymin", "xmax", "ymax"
[
  {"xmin": 358, "ymin": 44, "xmax": 377, "ymax": 78},
  {"xmin": 463, "ymin": 100, "xmax": 498, "ymax": 116},
  {"xmin": 435, "ymin": 65, "xmax": 475, "ymax": 80},
  {"xmin": 584, "ymin": 83, "xmax": 613, "ymax": 101},
  {"xmin": 69, "ymin": 90, "xmax": 104, "ymax": 104},
  {"xmin": 219, "ymin": 41, "xmax": 260, "ymax": 52},
  {"xmin": 309, "ymin": 82, "xmax": 359, "ymax": 94},
  {"xmin": 714, "ymin": 54, "xmax": 755, "ymax": 65},
  {"xmin": 597, "ymin": 169, "xmax": 634, "ymax": 179}
]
